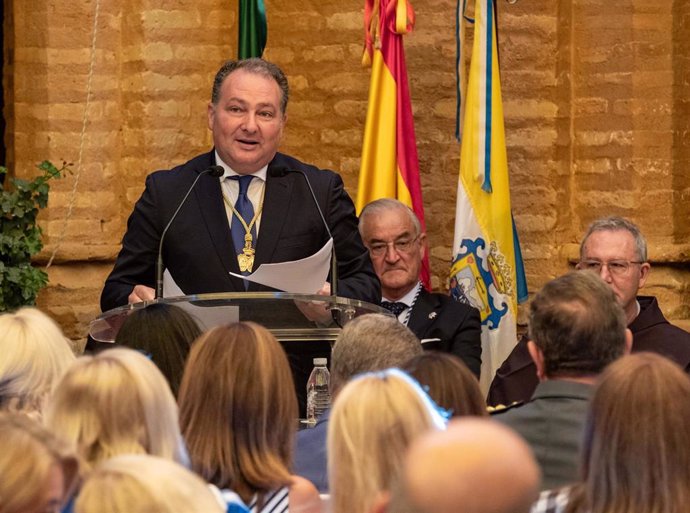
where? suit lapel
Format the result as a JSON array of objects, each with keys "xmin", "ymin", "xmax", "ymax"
[
  {"xmin": 247, "ymin": 163, "xmax": 293, "ymax": 291},
  {"xmin": 194, "ymin": 170, "xmax": 246, "ymax": 291},
  {"xmin": 407, "ymin": 289, "xmax": 440, "ymax": 337}
]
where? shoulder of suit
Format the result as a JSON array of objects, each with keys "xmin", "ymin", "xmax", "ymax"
[
  {"xmin": 148, "ymin": 151, "xmax": 215, "ymax": 182},
  {"xmin": 272, "ymin": 152, "xmax": 340, "ymax": 181},
  {"xmin": 488, "ymin": 400, "xmax": 525, "ymax": 415}
]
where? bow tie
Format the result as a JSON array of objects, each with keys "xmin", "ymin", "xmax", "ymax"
[{"xmin": 381, "ymin": 301, "xmax": 408, "ymax": 316}]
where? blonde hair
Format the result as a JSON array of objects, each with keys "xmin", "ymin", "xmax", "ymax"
[
  {"xmin": 44, "ymin": 348, "xmax": 188, "ymax": 469},
  {"xmin": 0, "ymin": 307, "xmax": 75, "ymax": 416},
  {"xmin": 327, "ymin": 368, "xmax": 447, "ymax": 513},
  {"xmin": 0, "ymin": 413, "xmax": 79, "ymax": 513},
  {"xmin": 568, "ymin": 353, "xmax": 690, "ymax": 513},
  {"xmin": 178, "ymin": 322, "xmax": 297, "ymax": 504},
  {"xmin": 74, "ymin": 454, "xmax": 224, "ymax": 513}
]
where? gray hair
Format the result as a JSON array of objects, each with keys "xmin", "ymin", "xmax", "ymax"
[
  {"xmin": 580, "ymin": 216, "xmax": 647, "ymax": 262},
  {"xmin": 210, "ymin": 58, "xmax": 289, "ymax": 114},
  {"xmin": 331, "ymin": 314, "xmax": 422, "ymax": 393},
  {"xmin": 358, "ymin": 198, "xmax": 422, "ymax": 238}
]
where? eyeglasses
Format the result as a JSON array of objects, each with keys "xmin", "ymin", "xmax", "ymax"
[
  {"xmin": 368, "ymin": 236, "xmax": 420, "ymax": 257},
  {"xmin": 577, "ymin": 259, "xmax": 644, "ymax": 276}
]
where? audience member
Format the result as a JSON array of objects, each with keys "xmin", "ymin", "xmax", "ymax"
[
  {"xmin": 293, "ymin": 313, "xmax": 423, "ymax": 492},
  {"xmin": 359, "ymin": 198, "xmax": 481, "ymax": 376},
  {"xmin": 0, "ymin": 412, "xmax": 79, "ymax": 513},
  {"xmin": 114, "ymin": 303, "xmax": 201, "ymax": 395},
  {"xmin": 0, "ymin": 307, "xmax": 75, "ymax": 417},
  {"xmin": 402, "ymin": 351, "xmax": 487, "ymax": 417},
  {"xmin": 328, "ymin": 368, "xmax": 447, "ymax": 513},
  {"xmin": 532, "ymin": 353, "xmax": 690, "ymax": 513},
  {"xmin": 45, "ymin": 348, "xmax": 189, "ymax": 469},
  {"xmin": 490, "ymin": 216, "xmax": 690, "ymax": 406},
  {"xmin": 385, "ymin": 418, "xmax": 540, "ymax": 513},
  {"xmin": 493, "ymin": 271, "xmax": 630, "ymax": 490},
  {"xmin": 74, "ymin": 454, "xmax": 227, "ymax": 513},
  {"xmin": 178, "ymin": 322, "xmax": 322, "ymax": 513}
]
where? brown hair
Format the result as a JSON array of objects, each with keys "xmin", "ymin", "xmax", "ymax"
[
  {"xmin": 568, "ymin": 353, "xmax": 690, "ymax": 513},
  {"xmin": 178, "ymin": 322, "xmax": 297, "ymax": 504},
  {"xmin": 402, "ymin": 352, "xmax": 487, "ymax": 417},
  {"xmin": 528, "ymin": 271, "xmax": 627, "ymax": 378}
]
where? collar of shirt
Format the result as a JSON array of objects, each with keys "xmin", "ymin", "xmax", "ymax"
[
  {"xmin": 215, "ymin": 150, "xmax": 267, "ymax": 232},
  {"xmin": 214, "ymin": 150, "xmax": 268, "ymax": 182},
  {"xmin": 382, "ymin": 281, "xmax": 422, "ymax": 323}
]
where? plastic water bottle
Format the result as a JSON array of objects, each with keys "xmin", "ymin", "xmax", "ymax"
[{"xmin": 306, "ymin": 357, "xmax": 331, "ymax": 425}]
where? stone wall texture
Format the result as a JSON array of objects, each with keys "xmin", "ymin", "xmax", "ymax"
[{"xmin": 4, "ymin": 0, "xmax": 689, "ymax": 345}]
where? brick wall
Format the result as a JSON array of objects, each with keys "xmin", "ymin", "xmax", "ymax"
[{"xmin": 4, "ymin": 0, "xmax": 689, "ymax": 343}]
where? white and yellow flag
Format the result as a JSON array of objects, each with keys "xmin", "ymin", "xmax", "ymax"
[{"xmin": 451, "ymin": 0, "xmax": 527, "ymax": 393}]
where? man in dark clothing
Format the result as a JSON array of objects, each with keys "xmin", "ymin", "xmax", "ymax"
[
  {"xmin": 489, "ymin": 216, "xmax": 690, "ymax": 407},
  {"xmin": 492, "ymin": 271, "xmax": 631, "ymax": 490}
]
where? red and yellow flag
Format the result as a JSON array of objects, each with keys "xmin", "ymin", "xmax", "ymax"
[{"xmin": 356, "ymin": 0, "xmax": 430, "ymax": 288}]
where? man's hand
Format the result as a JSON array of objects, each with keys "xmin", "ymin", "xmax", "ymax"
[
  {"xmin": 295, "ymin": 282, "xmax": 333, "ymax": 324},
  {"xmin": 128, "ymin": 285, "xmax": 155, "ymax": 304}
]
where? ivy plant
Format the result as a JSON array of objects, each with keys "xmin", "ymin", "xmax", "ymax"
[{"xmin": 0, "ymin": 160, "xmax": 71, "ymax": 312}]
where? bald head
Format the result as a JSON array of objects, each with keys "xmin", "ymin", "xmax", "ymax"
[{"xmin": 390, "ymin": 419, "xmax": 540, "ymax": 513}]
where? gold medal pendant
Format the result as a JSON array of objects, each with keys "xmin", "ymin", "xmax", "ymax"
[{"xmin": 238, "ymin": 233, "xmax": 255, "ymax": 272}]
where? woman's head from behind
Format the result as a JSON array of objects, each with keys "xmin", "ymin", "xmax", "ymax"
[
  {"xmin": 581, "ymin": 352, "xmax": 690, "ymax": 513},
  {"xmin": 74, "ymin": 454, "xmax": 224, "ymax": 513},
  {"xmin": 0, "ymin": 307, "xmax": 75, "ymax": 416},
  {"xmin": 401, "ymin": 352, "xmax": 487, "ymax": 417},
  {"xmin": 178, "ymin": 322, "xmax": 297, "ymax": 499},
  {"xmin": 327, "ymin": 368, "xmax": 447, "ymax": 513},
  {"xmin": 0, "ymin": 413, "xmax": 79, "ymax": 513},
  {"xmin": 45, "ymin": 347, "xmax": 188, "ymax": 469},
  {"xmin": 115, "ymin": 303, "xmax": 201, "ymax": 396}
]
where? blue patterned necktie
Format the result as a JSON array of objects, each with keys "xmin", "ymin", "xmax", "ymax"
[
  {"xmin": 229, "ymin": 175, "xmax": 256, "ymax": 277},
  {"xmin": 381, "ymin": 301, "xmax": 408, "ymax": 317}
]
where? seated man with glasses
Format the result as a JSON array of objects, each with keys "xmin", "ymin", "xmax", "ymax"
[
  {"xmin": 488, "ymin": 216, "xmax": 690, "ymax": 407},
  {"xmin": 358, "ymin": 198, "xmax": 481, "ymax": 377}
]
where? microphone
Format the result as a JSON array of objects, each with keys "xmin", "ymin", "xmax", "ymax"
[
  {"xmin": 269, "ymin": 167, "xmax": 338, "ymax": 299},
  {"xmin": 155, "ymin": 165, "xmax": 224, "ymax": 298}
]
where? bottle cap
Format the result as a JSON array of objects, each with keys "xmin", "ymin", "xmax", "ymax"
[{"xmin": 313, "ymin": 357, "xmax": 328, "ymax": 366}]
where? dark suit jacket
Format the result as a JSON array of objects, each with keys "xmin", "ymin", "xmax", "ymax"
[
  {"xmin": 407, "ymin": 289, "xmax": 482, "ymax": 377},
  {"xmin": 293, "ymin": 408, "xmax": 330, "ymax": 493},
  {"xmin": 101, "ymin": 151, "xmax": 380, "ymax": 311},
  {"xmin": 487, "ymin": 295, "xmax": 690, "ymax": 407}
]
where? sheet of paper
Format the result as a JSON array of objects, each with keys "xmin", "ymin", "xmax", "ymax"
[
  {"xmin": 229, "ymin": 238, "xmax": 333, "ymax": 294},
  {"xmin": 163, "ymin": 270, "xmax": 239, "ymax": 330}
]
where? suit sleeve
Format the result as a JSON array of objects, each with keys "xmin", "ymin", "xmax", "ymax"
[
  {"xmin": 323, "ymin": 173, "xmax": 381, "ymax": 304},
  {"xmin": 100, "ymin": 174, "xmax": 162, "ymax": 311},
  {"xmin": 450, "ymin": 304, "xmax": 483, "ymax": 378}
]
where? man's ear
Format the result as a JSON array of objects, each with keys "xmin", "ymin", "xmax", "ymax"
[
  {"xmin": 419, "ymin": 232, "xmax": 428, "ymax": 260},
  {"xmin": 637, "ymin": 262, "xmax": 651, "ymax": 290},
  {"xmin": 623, "ymin": 328, "xmax": 633, "ymax": 354},
  {"xmin": 207, "ymin": 102, "xmax": 215, "ymax": 130},
  {"xmin": 527, "ymin": 340, "xmax": 546, "ymax": 381}
]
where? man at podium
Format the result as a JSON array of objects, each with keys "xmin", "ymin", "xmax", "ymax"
[{"xmin": 100, "ymin": 58, "xmax": 379, "ymax": 311}]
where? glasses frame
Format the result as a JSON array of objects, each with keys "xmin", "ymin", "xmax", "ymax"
[
  {"xmin": 576, "ymin": 259, "xmax": 644, "ymax": 276},
  {"xmin": 367, "ymin": 235, "xmax": 421, "ymax": 258}
]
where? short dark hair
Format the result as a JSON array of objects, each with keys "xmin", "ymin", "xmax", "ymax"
[
  {"xmin": 331, "ymin": 314, "xmax": 422, "ymax": 393},
  {"xmin": 115, "ymin": 304, "xmax": 201, "ymax": 396},
  {"xmin": 210, "ymin": 58, "xmax": 289, "ymax": 114},
  {"xmin": 528, "ymin": 271, "xmax": 627, "ymax": 378}
]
